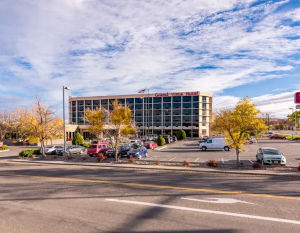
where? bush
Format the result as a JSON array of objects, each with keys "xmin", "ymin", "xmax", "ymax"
[
  {"xmin": 19, "ymin": 149, "xmax": 40, "ymax": 158},
  {"xmin": 81, "ymin": 142, "xmax": 90, "ymax": 148},
  {"xmin": 183, "ymin": 160, "xmax": 190, "ymax": 167},
  {"xmin": 72, "ymin": 132, "xmax": 84, "ymax": 145},
  {"xmin": 252, "ymin": 162, "xmax": 262, "ymax": 169},
  {"xmin": 176, "ymin": 129, "xmax": 186, "ymax": 140},
  {"xmin": 207, "ymin": 160, "xmax": 218, "ymax": 167},
  {"xmin": 0, "ymin": 145, "xmax": 9, "ymax": 150},
  {"xmin": 97, "ymin": 153, "xmax": 106, "ymax": 163},
  {"xmin": 156, "ymin": 135, "xmax": 165, "ymax": 146}
]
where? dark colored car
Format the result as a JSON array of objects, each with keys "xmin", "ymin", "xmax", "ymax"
[
  {"xmin": 269, "ymin": 135, "xmax": 286, "ymax": 140},
  {"xmin": 106, "ymin": 145, "xmax": 131, "ymax": 158},
  {"xmin": 127, "ymin": 144, "xmax": 148, "ymax": 159},
  {"xmin": 172, "ymin": 135, "xmax": 177, "ymax": 142},
  {"xmin": 163, "ymin": 135, "xmax": 172, "ymax": 144}
]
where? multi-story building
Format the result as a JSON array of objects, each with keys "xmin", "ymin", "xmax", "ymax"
[{"xmin": 67, "ymin": 91, "xmax": 212, "ymax": 139}]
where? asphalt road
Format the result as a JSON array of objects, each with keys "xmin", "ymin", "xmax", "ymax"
[
  {"xmin": 147, "ymin": 139, "xmax": 300, "ymax": 166},
  {"xmin": 0, "ymin": 161, "xmax": 299, "ymax": 233}
]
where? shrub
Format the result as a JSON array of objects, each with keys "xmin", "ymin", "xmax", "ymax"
[
  {"xmin": 252, "ymin": 162, "xmax": 262, "ymax": 169},
  {"xmin": 154, "ymin": 160, "xmax": 160, "ymax": 165},
  {"xmin": 156, "ymin": 135, "xmax": 165, "ymax": 146},
  {"xmin": 19, "ymin": 149, "xmax": 40, "ymax": 158},
  {"xmin": 72, "ymin": 132, "xmax": 84, "ymax": 145},
  {"xmin": 0, "ymin": 145, "xmax": 9, "ymax": 150},
  {"xmin": 207, "ymin": 160, "xmax": 218, "ymax": 167},
  {"xmin": 129, "ymin": 156, "xmax": 136, "ymax": 164},
  {"xmin": 97, "ymin": 153, "xmax": 106, "ymax": 163},
  {"xmin": 81, "ymin": 142, "xmax": 90, "ymax": 148},
  {"xmin": 183, "ymin": 160, "xmax": 190, "ymax": 167},
  {"xmin": 176, "ymin": 129, "xmax": 187, "ymax": 140}
]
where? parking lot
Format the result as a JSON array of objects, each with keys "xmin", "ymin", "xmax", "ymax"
[{"xmin": 147, "ymin": 139, "xmax": 300, "ymax": 167}]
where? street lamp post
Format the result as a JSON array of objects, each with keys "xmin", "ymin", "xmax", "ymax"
[
  {"xmin": 63, "ymin": 86, "xmax": 71, "ymax": 153},
  {"xmin": 289, "ymin": 107, "xmax": 294, "ymax": 139}
]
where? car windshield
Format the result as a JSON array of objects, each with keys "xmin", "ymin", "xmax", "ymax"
[
  {"xmin": 120, "ymin": 145, "xmax": 129, "ymax": 150},
  {"xmin": 262, "ymin": 149, "xmax": 280, "ymax": 155},
  {"xmin": 89, "ymin": 145, "xmax": 97, "ymax": 149}
]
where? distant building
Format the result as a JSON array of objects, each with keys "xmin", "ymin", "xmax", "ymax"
[{"xmin": 67, "ymin": 91, "xmax": 213, "ymax": 139}]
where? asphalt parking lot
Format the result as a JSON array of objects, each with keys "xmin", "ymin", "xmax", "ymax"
[{"xmin": 147, "ymin": 139, "xmax": 300, "ymax": 167}]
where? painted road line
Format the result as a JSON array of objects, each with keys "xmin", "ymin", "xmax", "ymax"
[
  {"xmin": 156, "ymin": 146, "xmax": 167, "ymax": 151},
  {"xmin": 168, "ymin": 157, "xmax": 177, "ymax": 161},
  {"xmin": 106, "ymin": 198, "xmax": 300, "ymax": 225},
  {"xmin": 181, "ymin": 197, "xmax": 254, "ymax": 204},
  {"xmin": 248, "ymin": 160, "xmax": 254, "ymax": 164},
  {"xmin": 194, "ymin": 158, "xmax": 199, "ymax": 162},
  {"xmin": 1, "ymin": 172, "xmax": 300, "ymax": 201}
]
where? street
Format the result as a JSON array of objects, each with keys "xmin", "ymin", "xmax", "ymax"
[{"xmin": 0, "ymin": 161, "xmax": 299, "ymax": 233}]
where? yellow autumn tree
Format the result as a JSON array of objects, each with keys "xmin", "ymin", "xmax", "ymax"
[
  {"xmin": 106, "ymin": 101, "xmax": 135, "ymax": 161},
  {"xmin": 213, "ymin": 97, "xmax": 268, "ymax": 165},
  {"xmin": 27, "ymin": 97, "xmax": 63, "ymax": 157},
  {"xmin": 85, "ymin": 108, "xmax": 105, "ymax": 139}
]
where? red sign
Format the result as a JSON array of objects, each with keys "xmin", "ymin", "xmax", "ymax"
[
  {"xmin": 155, "ymin": 92, "xmax": 198, "ymax": 97},
  {"xmin": 295, "ymin": 92, "xmax": 300, "ymax": 104}
]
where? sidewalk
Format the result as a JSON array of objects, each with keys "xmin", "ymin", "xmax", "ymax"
[{"xmin": 9, "ymin": 159, "xmax": 300, "ymax": 177}]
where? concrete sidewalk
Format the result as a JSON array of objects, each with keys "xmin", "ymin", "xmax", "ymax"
[{"xmin": 9, "ymin": 159, "xmax": 300, "ymax": 177}]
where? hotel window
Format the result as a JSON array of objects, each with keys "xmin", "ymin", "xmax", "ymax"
[
  {"xmin": 153, "ymin": 103, "xmax": 161, "ymax": 109},
  {"xmin": 72, "ymin": 101, "xmax": 76, "ymax": 106},
  {"xmin": 153, "ymin": 97, "xmax": 161, "ymax": 103},
  {"xmin": 93, "ymin": 100, "xmax": 100, "ymax": 106},
  {"xmin": 78, "ymin": 100, "xmax": 84, "ymax": 106},
  {"xmin": 163, "ymin": 96, "xmax": 171, "ymax": 102},
  {"xmin": 173, "ymin": 96, "xmax": 181, "ymax": 102},
  {"xmin": 172, "ymin": 103, "xmax": 181, "ymax": 109},
  {"xmin": 85, "ymin": 100, "xmax": 91, "ymax": 106},
  {"xmin": 163, "ymin": 103, "xmax": 171, "ymax": 109},
  {"xmin": 202, "ymin": 96, "xmax": 207, "ymax": 102},
  {"xmin": 135, "ymin": 98, "xmax": 143, "ymax": 104},
  {"xmin": 193, "ymin": 96, "xmax": 199, "ymax": 101},
  {"xmin": 193, "ymin": 102, "xmax": 199, "ymax": 108},
  {"xmin": 183, "ymin": 102, "xmax": 192, "ymax": 108},
  {"xmin": 183, "ymin": 96, "xmax": 191, "ymax": 102}
]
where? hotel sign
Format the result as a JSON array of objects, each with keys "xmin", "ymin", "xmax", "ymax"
[
  {"xmin": 295, "ymin": 92, "xmax": 300, "ymax": 104},
  {"xmin": 154, "ymin": 92, "xmax": 198, "ymax": 97}
]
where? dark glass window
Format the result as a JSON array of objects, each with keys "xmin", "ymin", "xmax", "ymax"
[
  {"xmin": 145, "ymin": 103, "xmax": 152, "ymax": 110},
  {"xmin": 173, "ymin": 102, "xmax": 181, "ymax": 109},
  {"xmin": 163, "ymin": 103, "xmax": 171, "ymax": 109},
  {"xmin": 193, "ymin": 116, "xmax": 199, "ymax": 122},
  {"xmin": 202, "ymin": 103, "xmax": 207, "ymax": 109},
  {"xmin": 135, "ymin": 111, "xmax": 143, "ymax": 117},
  {"xmin": 183, "ymin": 102, "xmax": 191, "ymax": 108},
  {"xmin": 192, "ymin": 109, "xmax": 199, "ymax": 115},
  {"xmin": 173, "ymin": 116, "xmax": 181, "ymax": 122},
  {"xmin": 182, "ymin": 109, "xmax": 191, "ymax": 115},
  {"xmin": 78, "ymin": 106, "xmax": 84, "ymax": 111},
  {"xmin": 93, "ymin": 100, "xmax": 100, "ymax": 106},
  {"xmin": 183, "ymin": 116, "xmax": 192, "ymax": 122},
  {"xmin": 135, "ymin": 104, "xmax": 142, "ymax": 110},
  {"xmin": 202, "ymin": 116, "xmax": 207, "ymax": 122},
  {"xmin": 153, "ymin": 103, "xmax": 161, "ymax": 109},
  {"xmin": 135, "ymin": 117, "xmax": 142, "ymax": 123},
  {"xmin": 173, "ymin": 109, "xmax": 181, "ymax": 115},
  {"xmin": 78, "ymin": 100, "xmax": 84, "ymax": 106},
  {"xmin": 72, "ymin": 113, "xmax": 76, "ymax": 117},
  {"xmin": 135, "ymin": 98, "xmax": 143, "ymax": 104},
  {"xmin": 72, "ymin": 118, "xmax": 76, "ymax": 123},
  {"xmin": 153, "ymin": 97, "xmax": 161, "ymax": 103},
  {"xmin": 164, "ymin": 116, "xmax": 171, "ymax": 122},
  {"xmin": 164, "ymin": 109, "xmax": 171, "ymax": 115},
  {"xmin": 77, "ymin": 112, "xmax": 84, "ymax": 117},
  {"xmin": 163, "ymin": 97, "xmax": 171, "ymax": 102},
  {"xmin": 72, "ymin": 101, "xmax": 76, "ymax": 106},
  {"xmin": 72, "ymin": 106, "xmax": 76, "ymax": 112},
  {"xmin": 153, "ymin": 116, "xmax": 161, "ymax": 122},
  {"xmin": 126, "ymin": 98, "xmax": 134, "ymax": 104},
  {"xmin": 173, "ymin": 96, "xmax": 181, "ymax": 103},
  {"xmin": 182, "ymin": 122, "xmax": 190, "ymax": 127},
  {"xmin": 193, "ymin": 102, "xmax": 199, "ymax": 108},
  {"xmin": 101, "ymin": 99, "xmax": 108, "ymax": 105},
  {"xmin": 109, "ymin": 99, "xmax": 116, "ymax": 104},
  {"xmin": 202, "ymin": 96, "xmax": 207, "ymax": 102},
  {"xmin": 78, "ymin": 118, "xmax": 84, "ymax": 124},
  {"xmin": 183, "ymin": 96, "xmax": 191, "ymax": 102},
  {"xmin": 193, "ymin": 96, "xmax": 199, "ymax": 101},
  {"xmin": 145, "ymin": 97, "xmax": 152, "ymax": 103},
  {"xmin": 85, "ymin": 100, "xmax": 91, "ymax": 105},
  {"xmin": 153, "ymin": 110, "xmax": 161, "ymax": 116}
]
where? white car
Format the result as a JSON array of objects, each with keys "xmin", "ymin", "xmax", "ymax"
[
  {"xmin": 199, "ymin": 138, "xmax": 230, "ymax": 151},
  {"xmin": 256, "ymin": 147, "xmax": 286, "ymax": 165},
  {"xmin": 41, "ymin": 145, "xmax": 63, "ymax": 155}
]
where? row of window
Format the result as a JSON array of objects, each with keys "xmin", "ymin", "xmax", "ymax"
[{"xmin": 71, "ymin": 96, "xmax": 210, "ymax": 107}]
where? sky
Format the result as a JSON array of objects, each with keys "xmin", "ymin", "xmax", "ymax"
[{"xmin": 0, "ymin": 0, "xmax": 300, "ymax": 118}]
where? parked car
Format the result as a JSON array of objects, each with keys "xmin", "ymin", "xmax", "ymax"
[
  {"xmin": 172, "ymin": 135, "xmax": 177, "ymax": 142},
  {"xmin": 87, "ymin": 142, "xmax": 110, "ymax": 157},
  {"xmin": 247, "ymin": 137, "xmax": 257, "ymax": 144},
  {"xmin": 267, "ymin": 131, "xmax": 274, "ymax": 137},
  {"xmin": 256, "ymin": 147, "xmax": 286, "ymax": 165},
  {"xmin": 41, "ymin": 145, "xmax": 63, "ymax": 155},
  {"xmin": 106, "ymin": 145, "xmax": 131, "ymax": 158},
  {"xmin": 66, "ymin": 145, "xmax": 86, "ymax": 155},
  {"xmin": 130, "ymin": 139, "xmax": 143, "ymax": 145},
  {"xmin": 144, "ymin": 141, "xmax": 158, "ymax": 149},
  {"xmin": 199, "ymin": 138, "xmax": 230, "ymax": 151},
  {"xmin": 163, "ymin": 135, "xmax": 172, "ymax": 144},
  {"xmin": 269, "ymin": 134, "xmax": 286, "ymax": 140},
  {"xmin": 127, "ymin": 144, "xmax": 148, "ymax": 159}
]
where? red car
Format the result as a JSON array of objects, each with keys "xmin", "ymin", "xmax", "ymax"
[
  {"xmin": 269, "ymin": 135, "xmax": 286, "ymax": 140},
  {"xmin": 87, "ymin": 141, "xmax": 110, "ymax": 156},
  {"xmin": 144, "ymin": 141, "xmax": 158, "ymax": 149}
]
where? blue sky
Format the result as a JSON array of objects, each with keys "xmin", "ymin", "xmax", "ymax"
[{"xmin": 0, "ymin": 0, "xmax": 300, "ymax": 118}]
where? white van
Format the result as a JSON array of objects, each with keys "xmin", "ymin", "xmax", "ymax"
[{"xmin": 199, "ymin": 138, "xmax": 230, "ymax": 151}]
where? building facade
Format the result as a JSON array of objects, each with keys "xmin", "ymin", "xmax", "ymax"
[{"xmin": 68, "ymin": 91, "xmax": 212, "ymax": 138}]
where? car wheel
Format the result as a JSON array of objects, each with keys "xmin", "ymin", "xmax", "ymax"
[
  {"xmin": 224, "ymin": 146, "xmax": 230, "ymax": 151},
  {"xmin": 201, "ymin": 146, "xmax": 207, "ymax": 151}
]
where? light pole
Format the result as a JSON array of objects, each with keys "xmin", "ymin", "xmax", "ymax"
[
  {"xmin": 289, "ymin": 107, "xmax": 294, "ymax": 139},
  {"xmin": 63, "ymin": 86, "xmax": 71, "ymax": 153}
]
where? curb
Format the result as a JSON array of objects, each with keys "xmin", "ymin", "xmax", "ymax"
[
  {"xmin": 9, "ymin": 159, "xmax": 300, "ymax": 178},
  {"xmin": 0, "ymin": 150, "xmax": 10, "ymax": 153}
]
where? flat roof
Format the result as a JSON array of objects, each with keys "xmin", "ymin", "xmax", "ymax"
[{"xmin": 69, "ymin": 91, "xmax": 212, "ymax": 101}]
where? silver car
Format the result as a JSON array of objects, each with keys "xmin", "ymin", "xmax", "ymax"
[
  {"xmin": 66, "ymin": 145, "xmax": 86, "ymax": 155},
  {"xmin": 256, "ymin": 147, "xmax": 286, "ymax": 165}
]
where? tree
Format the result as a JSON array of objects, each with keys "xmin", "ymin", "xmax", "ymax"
[
  {"xmin": 27, "ymin": 97, "xmax": 63, "ymax": 157},
  {"xmin": 72, "ymin": 132, "xmax": 84, "ymax": 145},
  {"xmin": 287, "ymin": 110, "xmax": 300, "ymax": 129},
  {"xmin": 156, "ymin": 135, "xmax": 165, "ymax": 146},
  {"xmin": 213, "ymin": 97, "xmax": 268, "ymax": 165},
  {"xmin": 176, "ymin": 129, "xmax": 186, "ymax": 140},
  {"xmin": 0, "ymin": 112, "xmax": 14, "ymax": 141},
  {"xmin": 85, "ymin": 108, "xmax": 105, "ymax": 139},
  {"xmin": 105, "ymin": 101, "xmax": 135, "ymax": 161}
]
